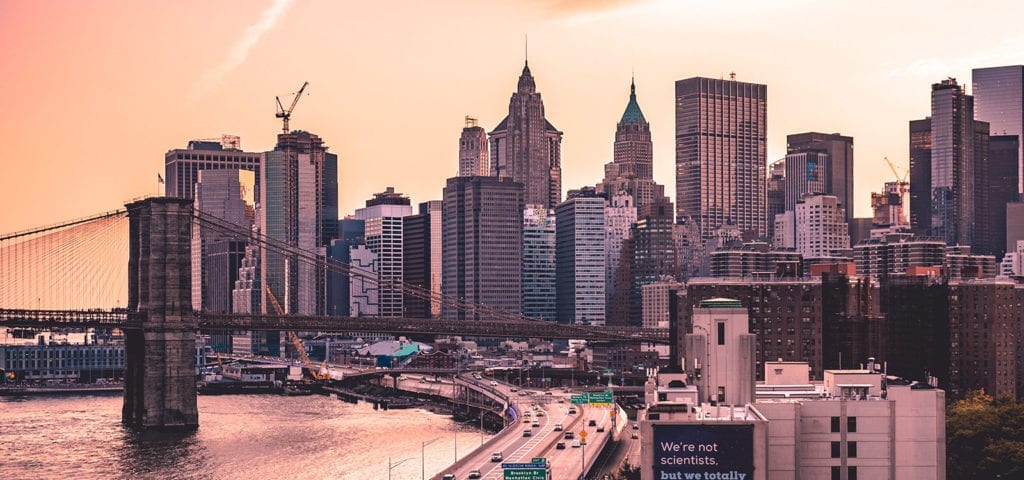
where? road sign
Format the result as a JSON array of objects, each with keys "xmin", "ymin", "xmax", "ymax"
[
  {"xmin": 571, "ymin": 394, "xmax": 588, "ymax": 405},
  {"xmin": 502, "ymin": 463, "xmax": 546, "ymax": 469},
  {"xmin": 589, "ymin": 390, "xmax": 613, "ymax": 403},
  {"xmin": 503, "ymin": 468, "xmax": 546, "ymax": 480},
  {"xmin": 531, "ymin": 457, "xmax": 547, "ymax": 465},
  {"xmin": 579, "ymin": 430, "xmax": 588, "ymax": 440},
  {"xmin": 602, "ymin": 369, "xmax": 615, "ymax": 375}
]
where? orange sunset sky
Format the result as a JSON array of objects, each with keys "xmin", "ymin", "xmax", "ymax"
[{"xmin": 2, "ymin": 0, "xmax": 1024, "ymax": 234}]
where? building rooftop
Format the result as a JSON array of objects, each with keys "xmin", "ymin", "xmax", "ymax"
[{"xmin": 698, "ymin": 298, "xmax": 743, "ymax": 308}]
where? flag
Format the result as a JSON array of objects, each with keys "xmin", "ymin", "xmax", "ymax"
[{"xmin": 157, "ymin": 173, "xmax": 164, "ymax": 184}]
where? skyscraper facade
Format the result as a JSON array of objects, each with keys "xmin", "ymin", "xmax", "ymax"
[
  {"xmin": 459, "ymin": 117, "xmax": 489, "ymax": 177},
  {"xmin": 191, "ymin": 169, "xmax": 255, "ymax": 313},
  {"xmin": 909, "ymin": 118, "xmax": 933, "ymax": 235},
  {"xmin": 598, "ymin": 79, "xmax": 665, "ymax": 209},
  {"xmin": 626, "ymin": 198, "xmax": 677, "ymax": 326},
  {"xmin": 675, "ymin": 77, "xmax": 767, "ymax": 239},
  {"xmin": 794, "ymin": 194, "xmax": 850, "ymax": 259},
  {"xmin": 783, "ymin": 151, "xmax": 828, "ymax": 213},
  {"xmin": 260, "ymin": 131, "xmax": 338, "ymax": 316},
  {"xmin": 489, "ymin": 62, "xmax": 563, "ymax": 209},
  {"xmin": 441, "ymin": 176, "xmax": 524, "ymax": 321},
  {"xmin": 164, "ymin": 135, "xmax": 261, "ymax": 203},
  {"xmin": 326, "ymin": 218, "xmax": 364, "ymax": 316},
  {"xmin": 604, "ymin": 191, "xmax": 637, "ymax": 320},
  {"xmin": 403, "ymin": 201, "xmax": 443, "ymax": 318},
  {"xmin": 927, "ymin": 79, "xmax": 987, "ymax": 247},
  {"xmin": 766, "ymin": 159, "xmax": 786, "ymax": 243},
  {"xmin": 786, "ymin": 132, "xmax": 855, "ymax": 224},
  {"xmin": 984, "ymin": 135, "xmax": 1021, "ymax": 258},
  {"xmin": 354, "ymin": 188, "xmax": 413, "ymax": 318},
  {"xmin": 522, "ymin": 206, "xmax": 556, "ymax": 322},
  {"xmin": 973, "ymin": 65, "xmax": 1024, "ymax": 193},
  {"xmin": 555, "ymin": 189, "xmax": 606, "ymax": 325}
]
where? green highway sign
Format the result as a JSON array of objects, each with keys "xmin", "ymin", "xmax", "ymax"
[
  {"xmin": 571, "ymin": 394, "xmax": 588, "ymax": 405},
  {"xmin": 531, "ymin": 457, "xmax": 546, "ymax": 464},
  {"xmin": 602, "ymin": 369, "xmax": 615, "ymax": 375},
  {"xmin": 589, "ymin": 390, "xmax": 613, "ymax": 403},
  {"xmin": 503, "ymin": 468, "xmax": 546, "ymax": 479}
]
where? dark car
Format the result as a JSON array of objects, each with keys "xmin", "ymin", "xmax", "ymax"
[
  {"xmin": 588, "ymin": 419, "xmax": 597, "ymax": 426},
  {"xmin": 556, "ymin": 442, "xmax": 566, "ymax": 449},
  {"xmin": 564, "ymin": 431, "xmax": 574, "ymax": 439},
  {"xmin": 597, "ymin": 426, "xmax": 605, "ymax": 433}
]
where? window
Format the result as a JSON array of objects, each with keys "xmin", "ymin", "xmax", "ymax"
[
  {"xmin": 848, "ymin": 466, "xmax": 857, "ymax": 480},
  {"xmin": 831, "ymin": 416, "xmax": 840, "ymax": 433},
  {"xmin": 717, "ymin": 386, "xmax": 725, "ymax": 403},
  {"xmin": 831, "ymin": 466, "xmax": 841, "ymax": 480},
  {"xmin": 848, "ymin": 417, "xmax": 857, "ymax": 433},
  {"xmin": 848, "ymin": 441, "xmax": 857, "ymax": 458},
  {"xmin": 717, "ymin": 322, "xmax": 726, "ymax": 345},
  {"xmin": 831, "ymin": 441, "xmax": 840, "ymax": 458}
]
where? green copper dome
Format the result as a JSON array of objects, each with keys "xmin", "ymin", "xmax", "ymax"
[{"xmin": 620, "ymin": 78, "xmax": 647, "ymax": 124}]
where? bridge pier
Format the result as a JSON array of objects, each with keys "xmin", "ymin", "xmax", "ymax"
[{"xmin": 122, "ymin": 198, "xmax": 199, "ymax": 430}]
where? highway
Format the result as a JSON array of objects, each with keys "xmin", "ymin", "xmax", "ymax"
[{"xmin": 438, "ymin": 377, "xmax": 619, "ymax": 480}]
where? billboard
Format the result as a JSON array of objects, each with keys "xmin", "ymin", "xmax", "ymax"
[{"xmin": 651, "ymin": 424, "xmax": 753, "ymax": 480}]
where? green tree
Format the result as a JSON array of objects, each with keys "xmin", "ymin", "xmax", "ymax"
[{"xmin": 948, "ymin": 390, "xmax": 1024, "ymax": 479}]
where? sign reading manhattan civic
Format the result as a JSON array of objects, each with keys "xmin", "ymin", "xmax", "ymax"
[{"xmin": 652, "ymin": 424, "xmax": 753, "ymax": 480}]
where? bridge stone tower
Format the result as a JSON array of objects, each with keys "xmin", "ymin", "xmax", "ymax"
[{"xmin": 123, "ymin": 197, "xmax": 199, "ymax": 429}]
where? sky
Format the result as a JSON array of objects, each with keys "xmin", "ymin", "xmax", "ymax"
[{"xmin": 2, "ymin": 0, "xmax": 1024, "ymax": 234}]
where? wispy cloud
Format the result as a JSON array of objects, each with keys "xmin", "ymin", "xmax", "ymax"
[
  {"xmin": 885, "ymin": 34, "xmax": 1024, "ymax": 79},
  {"xmin": 190, "ymin": 0, "xmax": 296, "ymax": 100}
]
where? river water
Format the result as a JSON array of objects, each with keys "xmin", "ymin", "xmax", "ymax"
[{"xmin": 0, "ymin": 393, "xmax": 492, "ymax": 480}]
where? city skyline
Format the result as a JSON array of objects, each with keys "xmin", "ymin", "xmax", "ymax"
[{"xmin": 3, "ymin": 1, "xmax": 1024, "ymax": 233}]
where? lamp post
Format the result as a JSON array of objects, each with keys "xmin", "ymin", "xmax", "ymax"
[
  {"xmin": 422, "ymin": 437, "xmax": 440, "ymax": 480},
  {"xmin": 388, "ymin": 457, "xmax": 412, "ymax": 480}
]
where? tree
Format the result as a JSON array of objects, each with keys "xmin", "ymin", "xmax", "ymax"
[{"xmin": 948, "ymin": 390, "xmax": 1024, "ymax": 479}]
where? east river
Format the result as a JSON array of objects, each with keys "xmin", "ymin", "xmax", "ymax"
[{"xmin": 0, "ymin": 393, "xmax": 493, "ymax": 480}]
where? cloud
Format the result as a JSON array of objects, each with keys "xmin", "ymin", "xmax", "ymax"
[
  {"xmin": 190, "ymin": 0, "xmax": 296, "ymax": 100},
  {"xmin": 885, "ymin": 34, "xmax": 1024, "ymax": 79}
]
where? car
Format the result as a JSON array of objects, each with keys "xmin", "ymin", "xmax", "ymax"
[
  {"xmin": 510, "ymin": 387, "xmax": 518, "ymax": 392},
  {"xmin": 564, "ymin": 432, "xmax": 574, "ymax": 439},
  {"xmin": 536, "ymin": 411, "xmax": 545, "ymax": 417},
  {"xmin": 597, "ymin": 426, "xmax": 605, "ymax": 433},
  {"xmin": 442, "ymin": 475, "xmax": 456, "ymax": 480},
  {"xmin": 568, "ymin": 408, "xmax": 577, "ymax": 414},
  {"xmin": 523, "ymin": 429, "xmax": 532, "ymax": 437},
  {"xmin": 632, "ymin": 423, "xmax": 639, "ymax": 430},
  {"xmin": 490, "ymin": 381, "xmax": 498, "ymax": 386},
  {"xmin": 490, "ymin": 452, "xmax": 503, "ymax": 462},
  {"xmin": 571, "ymin": 440, "xmax": 582, "ymax": 448},
  {"xmin": 419, "ymin": 378, "xmax": 426, "ymax": 383},
  {"xmin": 588, "ymin": 419, "xmax": 597, "ymax": 426},
  {"xmin": 558, "ymin": 398, "xmax": 565, "ymax": 403},
  {"xmin": 544, "ymin": 390, "xmax": 553, "ymax": 395},
  {"xmin": 523, "ymin": 417, "xmax": 531, "ymax": 423},
  {"xmin": 556, "ymin": 442, "xmax": 566, "ymax": 449},
  {"xmin": 554, "ymin": 423, "xmax": 563, "ymax": 431},
  {"xmin": 519, "ymin": 391, "xmax": 527, "ymax": 396},
  {"xmin": 525, "ymin": 411, "xmax": 532, "ymax": 417},
  {"xmin": 532, "ymin": 421, "xmax": 540, "ymax": 427},
  {"xmin": 468, "ymin": 470, "xmax": 482, "ymax": 479},
  {"xmin": 631, "ymin": 432, "xmax": 639, "ymax": 439}
]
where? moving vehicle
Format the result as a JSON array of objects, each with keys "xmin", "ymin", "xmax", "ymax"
[
  {"xmin": 491, "ymin": 452, "xmax": 503, "ymax": 462},
  {"xmin": 588, "ymin": 420, "xmax": 597, "ymax": 426},
  {"xmin": 597, "ymin": 426, "xmax": 605, "ymax": 433},
  {"xmin": 442, "ymin": 475, "xmax": 455, "ymax": 480},
  {"xmin": 532, "ymin": 420, "xmax": 540, "ymax": 427},
  {"xmin": 468, "ymin": 470, "xmax": 482, "ymax": 479},
  {"xmin": 631, "ymin": 432, "xmax": 639, "ymax": 439},
  {"xmin": 554, "ymin": 423, "xmax": 563, "ymax": 431},
  {"xmin": 556, "ymin": 442, "xmax": 566, "ymax": 449},
  {"xmin": 571, "ymin": 440, "xmax": 582, "ymax": 448},
  {"xmin": 523, "ymin": 429, "xmax": 532, "ymax": 437},
  {"xmin": 568, "ymin": 408, "xmax": 577, "ymax": 414},
  {"xmin": 564, "ymin": 432, "xmax": 574, "ymax": 439}
]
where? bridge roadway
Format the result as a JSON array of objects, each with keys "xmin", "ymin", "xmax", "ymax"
[
  {"xmin": 436, "ymin": 379, "xmax": 616, "ymax": 480},
  {"xmin": 0, "ymin": 308, "xmax": 670, "ymax": 343}
]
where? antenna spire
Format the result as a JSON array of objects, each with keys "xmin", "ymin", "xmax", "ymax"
[{"xmin": 525, "ymin": 34, "xmax": 529, "ymax": 67}]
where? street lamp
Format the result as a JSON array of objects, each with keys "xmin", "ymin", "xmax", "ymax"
[
  {"xmin": 388, "ymin": 457, "xmax": 412, "ymax": 480},
  {"xmin": 422, "ymin": 437, "xmax": 440, "ymax": 480}
]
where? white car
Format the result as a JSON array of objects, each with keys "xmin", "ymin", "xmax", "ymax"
[
  {"xmin": 490, "ymin": 381, "xmax": 498, "ymax": 386},
  {"xmin": 490, "ymin": 452, "xmax": 503, "ymax": 462}
]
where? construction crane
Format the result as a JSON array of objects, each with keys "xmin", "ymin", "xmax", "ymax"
[
  {"xmin": 263, "ymin": 285, "xmax": 331, "ymax": 381},
  {"xmin": 275, "ymin": 81, "xmax": 309, "ymax": 135},
  {"xmin": 883, "ymin": 156, "xmax": 909, "ymax": 183}
]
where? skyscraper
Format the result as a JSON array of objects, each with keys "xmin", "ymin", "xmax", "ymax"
[
  {"xmin": 191, "ymin": 169, "xmax": 255, "ymax": 313},
  {"xmin": 604, "ymin": 192, "xmax": 636, "ymax": 320},
  {"xmin": 926, "ymin": 79, "xmax": 987, "ymax": 247},
  {"xmin": 973, "ymin": 65, "xmax": 1024, "ymax": 193},
  {"xmin": 555, "ymin": 188, "xmax": 606, "ymax": 325},
  {"xmin": 489, "ymin": 61, "xmax": 563, "ymax": 209},
  {"xmin": 326, "ymin": 218, "xmax": 364, "ymax": 316},
  {"xmin": 783, "ymin": 151, "xmax": 828, "ymax": 213},
  {"xmin": 675, "ymin": 77, "xmax": 767, "ymax": 239},
  {"xmin": 354, "ymin": 188, "xmax": 413, "ymax": 318},
  {"xmin": 441, "ymin": 176, "xmax": 524, "ymax": 321},
  {"xmin": 522, "ymin": 206, "xmax": 556, "ymax": 322},
  {"xmin": 459, "ymin": 117, "xmax": 489, "ymax": 177},
  {"xmin": 984, "ymin": 135, "xmax": 1021, "ymax": 258},
  {"xmin": 794, "ymin": 194, "xmax": 850, "ymax": 259},
  {"xmin": 909, "ymin": 118, "xmax": 932, "ymax": 235},
  {"xmin": 403, "ymin": 200, "xmax": 442, "ymax": 318},
  {"xmin": 598, "ymin": 79, "xmax": 665, "ymax": 209},
  {"xmin": 786, "ymin": 132, "xmax": 855, "ymax": 224},
  {"xmin": 624, "ymin": 197, "xmax": 676, "ymax": 326},
  {"xmin": 766, "ymin": 159, "xmax": 786, "ymax": 243},
  {"xmin": 261, "ymin": 131, "xmax": 338, "ymax": 316},
  {"xmin": 164, "ymin": 135, "xmax": 261, "ymax": 203}
]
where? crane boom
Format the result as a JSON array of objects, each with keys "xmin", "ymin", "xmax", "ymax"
[
  {"xmin": 274, "ymin": 81, "xmax": 310, "ymax": 134},
  {"xmin": 883, "ymin": 156, "xmax": 909, "ymax": 183},
  {"xmin": 263, "ymin": 285, "xmax": 330, "ymax": 381}
]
